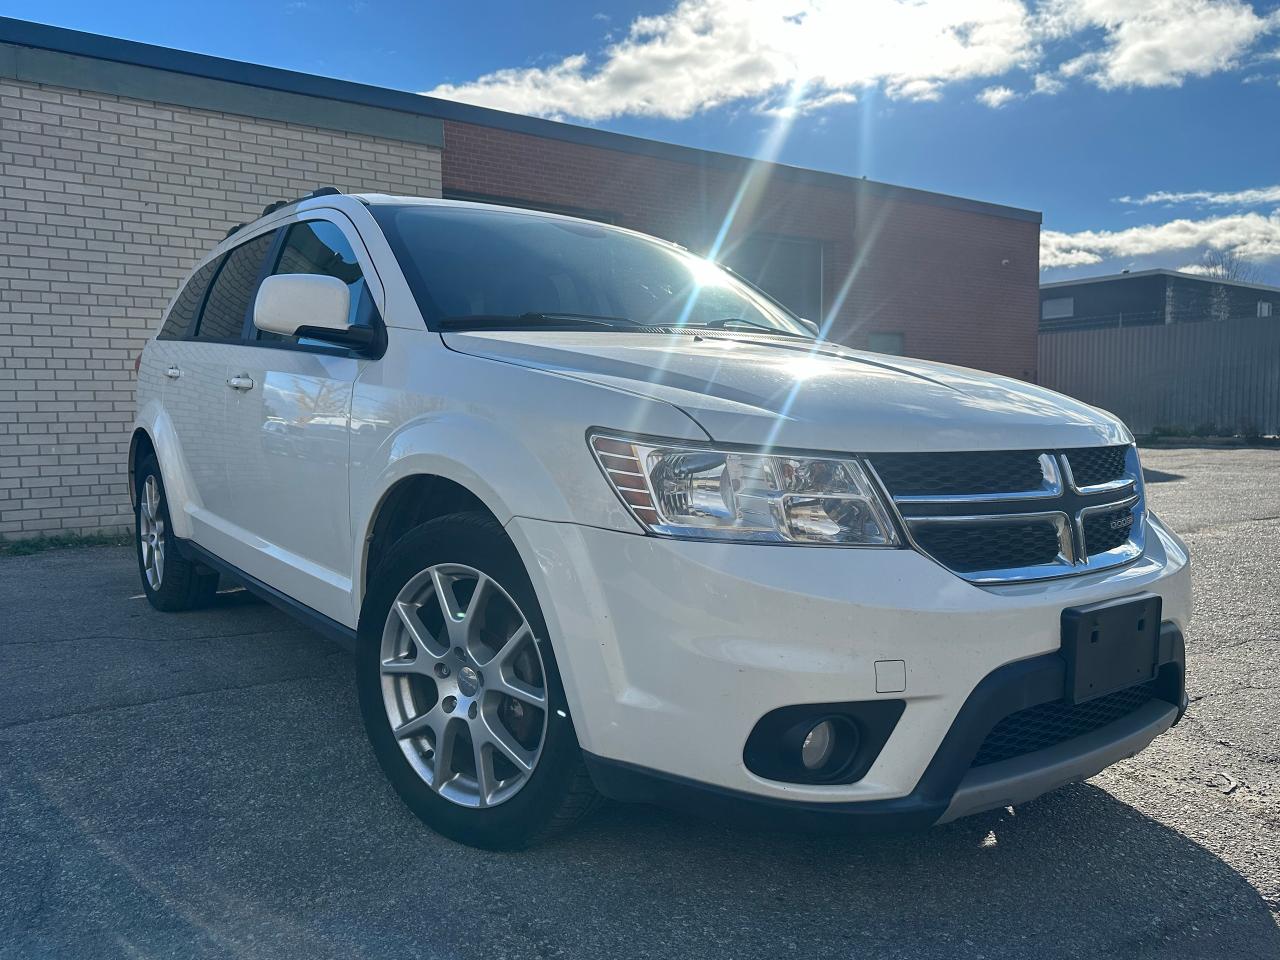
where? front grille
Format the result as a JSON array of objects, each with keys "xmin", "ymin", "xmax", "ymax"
[
  {"xmin": 972, "ymin": 681, "xmax": 1159, "ymax": 767},
  {"xmin": 1082, "ymin": 506, "xmax": 1135, "ymax": 556},
  {"xmin": 870, "ymin": 447, "xmax": 1144, "ymax": 583},
  {"xmin": 870, "ymin": 451, "xmax": 1044, "ymax": 498},
  {"xmin": 1065, "ymin": 446, "xmax": 1128, "ymax": 488},
  {"xmin": 912, "ymin": 520, "xmax": 1061, "ymax": 573}
]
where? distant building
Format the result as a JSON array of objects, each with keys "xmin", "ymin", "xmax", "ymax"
[{"xmin": 1040, "ymin": 269, "xmax": 1279, "ymax": 332}]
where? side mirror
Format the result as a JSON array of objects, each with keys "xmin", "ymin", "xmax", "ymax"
[
  {"xmin": 254, "ymin": 274, "xmax": 380, "ymax": 353},
  {"xmin": 798, "ymin": 317, "xmax": 820, "ymax": 337}
]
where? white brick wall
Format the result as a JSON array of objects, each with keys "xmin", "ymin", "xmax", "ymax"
[{"xmin": 0, "ymin": 77, "xmax": 442, "ymax": 539}]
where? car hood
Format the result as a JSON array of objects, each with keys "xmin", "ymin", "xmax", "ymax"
[{"xmin": 442, "ymin": 330, "xmax": 1130, "ymax": 452}]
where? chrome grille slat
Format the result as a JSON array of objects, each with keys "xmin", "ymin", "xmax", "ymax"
[{"xmin": 868, "ymin": 445, "xmax": 1145, "ymax": 584}]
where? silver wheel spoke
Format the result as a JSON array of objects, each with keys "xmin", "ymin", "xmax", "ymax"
[
  {"xmin": 488, "ymin": 625, "xmax": 547, "ymax": 706},
  {"xmin": 393, "ymin": 709, "xmax": 438, "ymax": 740},
  {"xmin": 461, "ymin": 573, "xmax": 493, "ymax": 644},
  {"xmin": 430, "ymin": 568, "xmax": 466, "ymax": 647},
  {"xmin": 432, "ymin": 568, "xmax": 494, "ymax": 657},
  {"xmin": 479, "ymin": 715, "xmax": 536, "ymax": 774},
  {"xmin": 491, "ymin": 671, "xmax": 546, "ymax": 708},
  {"xmin": 433, "ymin": 715, "xmax": 463, "ymax": 783},
  {"xmin": 381, "ymin": 657, "xmax": 427, "ymax": 676},
  {"xmin": 473, "ymin": 739, "xmax": 496, "ymax": 806},
  {"xmin": 393, "ymin": 600, "xmax": 446, "ymax": 664}
]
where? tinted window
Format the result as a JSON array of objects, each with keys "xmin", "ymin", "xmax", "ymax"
[
  {"xmin": 196, "ymin": 231, "xmax": 276, "ymax": 341},
  {"xmin": 1041, "ymin": 297, "xmax": 1074, "ymax": 321},
  {"xmin": 372, "ymin": 205, "xmax": 811, "ymax": 337},
  {"xmin": 259, "ymin": 220, "xmax": 370, "ymax": 343},
  {"xmin": 159, "ymin": 257, "xmax": 221, "ymax": 339}
]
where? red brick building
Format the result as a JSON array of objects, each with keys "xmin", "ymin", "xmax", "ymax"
[{"xmin": 439, "ymin": 116, "xmax": 1041, "ymax": 380}]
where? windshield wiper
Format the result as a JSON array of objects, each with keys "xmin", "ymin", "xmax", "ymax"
[
  {"xmin": 439, "ymin": 312, "xmax": 633, "ymax": 331},
  {"xmin": 692, "ymin": 317, "xmax": 810, "ymax": 338}
]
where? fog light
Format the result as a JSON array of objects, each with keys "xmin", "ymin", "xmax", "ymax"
[{"xmin": 801, "ymin": 720, "xmax": 836, "ymax": 771}]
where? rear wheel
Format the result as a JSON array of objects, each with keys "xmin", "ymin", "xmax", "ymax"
[
  {"xmin": 134, "ymin": 456, "xmax": 218, "ymax": 611},
  {"xmin": 356, "ymin": 512, "xmax": 598, "ymax": 849}
]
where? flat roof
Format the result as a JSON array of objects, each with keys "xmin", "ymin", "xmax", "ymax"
[
  {"xmin": 0, "ymin": 16, "xmax": 1041, "ymax": 226},
  {"xmin": 1042, "ymin": 268, "xmax": 1280, "ymax": 296}
]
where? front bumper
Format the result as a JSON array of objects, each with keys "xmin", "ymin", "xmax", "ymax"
[
  {"xmin": 506, "ymin": 512, "xmax": 1191, "ymax": 826},
  {"xmin": 582, "ymin": 638, "xmax": 1182, "ymax": 831}
]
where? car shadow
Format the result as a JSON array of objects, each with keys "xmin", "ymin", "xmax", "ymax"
[
  {"xmin": 547, "ymin": 784, "xmax": 1280, "ymax": 957},
  {"xmin": 1143, "ymin": 468, "xmax": 1185, "ymax": 484}
]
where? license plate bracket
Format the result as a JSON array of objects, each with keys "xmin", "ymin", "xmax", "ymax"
[{"xmin": 1061, "ymin": 594, "xmax": 1162, "ymax": 705}]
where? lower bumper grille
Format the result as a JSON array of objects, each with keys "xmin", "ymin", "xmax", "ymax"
[{"xmin": 971, "ymin": 681, "xmax": 1160, "ymax": 767}]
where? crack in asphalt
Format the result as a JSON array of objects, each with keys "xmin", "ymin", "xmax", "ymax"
[
  {"xmin": 1190, "ymin": 682, "xmax": 1280, "ymax": 703},
  {"xmin": 0, "ymin": 674, "xmax": 340, "ymax": 735},
  {"xmin": 0, "ymin": 629, "xmax": 325, "ymax": 648}
]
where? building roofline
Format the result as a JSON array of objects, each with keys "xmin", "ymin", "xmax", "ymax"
[
  {"xmin": 0, "ymin": 16, "xmax": 1042, "ymax": 226},
  {"xmin": 1041, "ymin": 268, "xmax": 1280, "ymax": 296}
]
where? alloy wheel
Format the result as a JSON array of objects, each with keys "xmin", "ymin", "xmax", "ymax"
[
  {"xmin": 139, "ymin": 475, "xmax": 166, "ymax": 590},
  {"xmin": 379, "ymin": 563, "xmax": 549, "ymax": 808}
]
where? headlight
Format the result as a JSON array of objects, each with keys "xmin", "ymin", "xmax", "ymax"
[{"xmin": 589, "ymin": 433, "xmax": 900, "ymax": 546}]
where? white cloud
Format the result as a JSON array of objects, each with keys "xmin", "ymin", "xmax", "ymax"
[
  {"xmin": 1041, "ymin": 210, "xmax": 1280, "ymax": 268},
  {"xmin": 1042, "ymin": 0, "xmax": 1274, "ymax": 89},
  {"xmin": 977, "ymin": 84, "xmax": 1018, "ymax": 106},
  {"xmin": 423, "ymin": 0, "xmax": 1280, "ymax": 121},
  {"xmin": 1031, "ymin": 72, "xmax": 1065, "ymax": 94},
  {"xmin": 758, "ymin": 88, "xmax": 857, "ymax": 118},
  {"xmin": 1117, "ymin": 184, "xmax": 1280, "ymax": 207},
  {"xmin": 425, "ymin": 0, "xmax": 1036, "ymax": 120}
]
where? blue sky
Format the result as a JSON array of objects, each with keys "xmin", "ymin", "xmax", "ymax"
[{"xmin": 6, "ymin": 0, "xmax": 1280, "ymax": 282}]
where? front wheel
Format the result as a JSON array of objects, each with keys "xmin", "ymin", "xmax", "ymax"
[{"xmin": 355, "ymin": 512, "xmax": 598, "ymax": 849}]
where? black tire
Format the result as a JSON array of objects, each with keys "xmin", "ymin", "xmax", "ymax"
[
  {"xmin": 134, "ymin": 455, "xmax": 219, "ymax": 612},
  {"xmin": 356, "ymin": 511, "xmax": 599, "ymax": 849}
]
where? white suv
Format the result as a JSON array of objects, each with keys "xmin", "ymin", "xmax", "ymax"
[{"xmin": 131, "ymin": 190, "xmax": 1192, "ymax": 848}]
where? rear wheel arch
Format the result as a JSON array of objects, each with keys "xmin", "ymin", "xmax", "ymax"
[{"xmin": 128, "ymin": 428, "xmax": 157, "ymax": 510}]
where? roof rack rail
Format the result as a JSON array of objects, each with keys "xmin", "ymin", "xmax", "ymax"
[
  {"xmin": 259, "ymin": 186, "xmax": 342, "ymax": 218},
  {"xmin": 226, "ymin": 187, "xmax": 344, "ymax": 238}
]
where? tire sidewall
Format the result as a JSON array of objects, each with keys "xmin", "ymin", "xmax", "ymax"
[{"xmin": 355, "ymin": 514, "xmax": 581, "ymax": 849}]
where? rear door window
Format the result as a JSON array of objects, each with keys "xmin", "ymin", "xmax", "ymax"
[
  {"xmin": 195, "ymin": 231, "xmax": 276, "ymax": 341},
  {"xmin": 159, "ymin": 257, "xmax": 222, "ymax": 340},
  {"xmin": 259, "ymin": 219, "xmax": 374, "ymax": 344}
]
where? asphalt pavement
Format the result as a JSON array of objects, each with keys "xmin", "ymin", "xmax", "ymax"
[{"xmin": 1, "ymin": 446, "xmax": 1277, "ymax": 959}]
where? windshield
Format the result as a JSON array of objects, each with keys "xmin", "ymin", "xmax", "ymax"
[{"xmin": 372, "ymin": 204, "xmax": 813, "ymax": 337}]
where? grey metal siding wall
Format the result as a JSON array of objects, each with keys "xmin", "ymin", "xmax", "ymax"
[{"xmin": 1038, "ymin": 317, "xmax": 1280, "ymax": 436}]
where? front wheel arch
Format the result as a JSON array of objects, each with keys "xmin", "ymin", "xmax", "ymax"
[{"xmin": 360, "ymin": 473, "xmax": 502, "ymax": 604}]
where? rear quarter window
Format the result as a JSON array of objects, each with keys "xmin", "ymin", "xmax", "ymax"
[
  {"xmin": 196, "ymin": 231, "xmax": 276, "ymax": 341},
  {"xmin": 158, "ymin": 257, "xmax": 221, "ymax": 340}
]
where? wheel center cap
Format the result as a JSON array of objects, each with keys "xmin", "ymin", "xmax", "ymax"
[{"xmin": 457, "ymin": 666, "xmax": 480, "ymax": 698}]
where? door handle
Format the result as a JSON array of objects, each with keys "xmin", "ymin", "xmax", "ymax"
[
  {"xmin": 226, "ymin": 375, "xmax": 255, "ymax": 392},
  {"xmin": 165, "ymin": 366, "xmax": 182, "ymax": 380}
]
